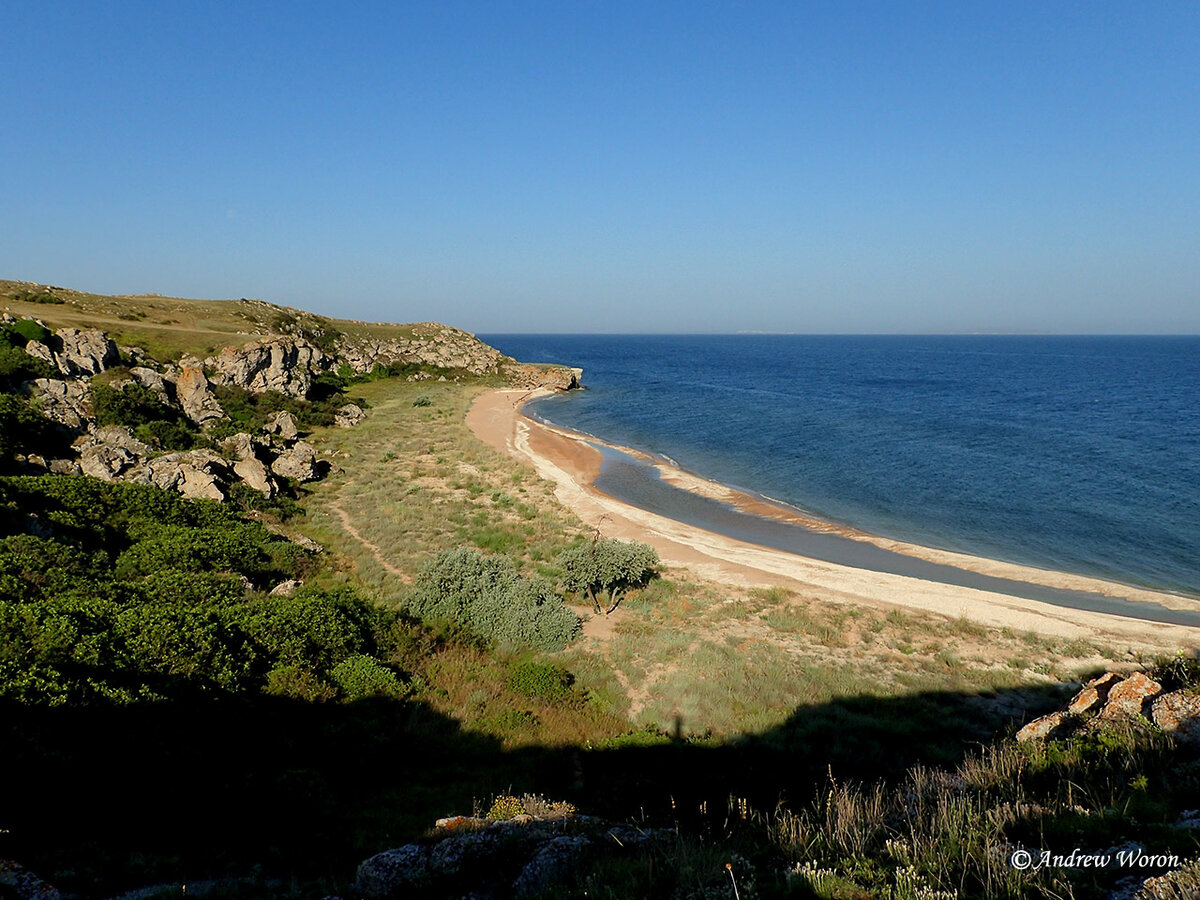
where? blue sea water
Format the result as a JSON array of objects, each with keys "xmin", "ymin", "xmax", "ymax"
[{"xmin": 480, "ymin": 335, "xmax": 1200, "ymax": 598}]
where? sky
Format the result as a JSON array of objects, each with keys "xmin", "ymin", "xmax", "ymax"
[{"xmin": 2, "ymin": 2, "xmax": 1198, "ymax": 334}]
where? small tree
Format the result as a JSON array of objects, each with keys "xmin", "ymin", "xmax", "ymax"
[{"xmin": 558, "ymin": 537, "xmax": 658, "ymax": 615}]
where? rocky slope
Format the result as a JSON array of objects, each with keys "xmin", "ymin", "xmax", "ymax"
[{"xmin": 4, "ymin": 309, "xmax": 579, "ymax": 502}]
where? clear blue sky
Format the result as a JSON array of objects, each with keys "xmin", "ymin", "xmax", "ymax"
[{"xmin": 3, "ymin": 2, "xmax": 1198, "ymax": 333}]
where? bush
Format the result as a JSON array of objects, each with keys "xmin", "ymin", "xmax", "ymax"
[
  {"xmin": 557, "ymin": 538, "xmax": 659, "ymax": 615},
  {"xmin": 507, "ymin": 660, "xmax": 574, "ymax": 703},
  {"xmin": 0, "ymin": 395, "xmax": 61, "ymax": 467},
  {"xmin": 0, "ymin": 345, "xmax": 54, "ymax": 391},
  {"xmin": 412, "ymin": 394, "xmax": 432, "ymax": 407},
  {"xmin": 330, "ymin": 654, "xmax": 407, "ymax": 701},
  {"xmin": 6, "ymin": 320, "xmax": 52, "ymax": 345},
  {"xmin": 409, "ymin": 548, "xmax": 580, "ymax": 651}
]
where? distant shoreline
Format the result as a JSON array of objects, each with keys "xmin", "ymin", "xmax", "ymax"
[{"xmin": 467, "ymin": 388, "xmax": 1200, "ymax": 647}]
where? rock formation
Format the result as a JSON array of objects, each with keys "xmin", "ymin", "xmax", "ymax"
[
  {"xmin": 25, "ymin": 328, "xmax": 120, "ymax": 377},
  {"xmin": 175, "ymin": 365, "xmax": 226, "ymax": 424},
  {"xmin": 1016, "ymin": 670, "xmax": 1199, "ymax": 744},
  {"xmin": 206, "ymin": 339, "xmax": 329, "ymax": 398}
]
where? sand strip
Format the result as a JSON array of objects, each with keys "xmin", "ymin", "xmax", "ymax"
[{"xmin": 467, "ymin": 389, "xmax": 1200, "ymax": 649}]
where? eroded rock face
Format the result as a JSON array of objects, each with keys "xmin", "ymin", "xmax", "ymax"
[
  {"xmin": 206, "ymin": 339, "xmax": 330, "ymax": 398},
  {"xmin": 176, "ymin": 366, "xmax": 226, "ymax": 424},
  {"xmin": 503, "ymin": 363, "xmax": 583, "ymax": 391},
  {"xmin": 337, "ymin": 328, "xmax": 506, "ymax": 378},
  {"xmin": 334, "ymin": 403, "xmax": 365, "ymax": 427},
  {"xmin": 28, "ymin": 328, "xmax": 121, "ymax": 377},
  {"xmin": 28, "ymin": 379, "xmax": 92, "ymax": 433}
]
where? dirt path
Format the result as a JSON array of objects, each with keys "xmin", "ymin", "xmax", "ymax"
[{"xmin": 329, "ymin": 502, "xmax": 412, "ymax": 583}]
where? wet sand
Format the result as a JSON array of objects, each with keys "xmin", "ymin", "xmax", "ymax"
[{"xmin": 466, "ymin": 389, "xmax": 1200, "ymax": 649}]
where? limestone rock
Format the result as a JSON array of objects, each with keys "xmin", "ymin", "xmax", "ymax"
[
  {"xmin": 264, "ymin": 410, "xmax": 299, "ymax": 440},
  {"xmin": 234, "ymin": 456, "xmax": 276, "ymax": 496},
  {"xmin": 32, "ymin": 328, "xmax": 121, "ymax": 377},
  {"xmin": 269, "ymin": 579, "xmax": 301, "ymax": 596},
  {"xmin": 1097, "ymin": 672, "xmax": 1163, "ymax": 722},
  {"xmin": 1016, "ymin": 710, "xmax": 1066, "ymax": 743},
  {"xmin": 271, "ymin": 440, "xmax": 320, "ymax": 482},
  {"xmin": 28, "ymin": 378, "xmax": 92, "ymax": 433},
  {"xmin": 1151, "ymin": 691, "xmax": 1200, "ymax": 742},
  {"xmin": 78, "ymin": 426, "xmax": 153, "ymax": 481},
  {"xmin": 206, "ymin": 339, "xmax": 330, "ymax": 398},
  {"xmin": 133, "ymin": 450, "xmax": 229, "ymax": 501},
  {"xmin": 334, "ymin": 403, "xmax": 366, "ymax": 427},
  {"xmin": 503, "ymin": 362, "xmax": 583, "ymax": 391},
  {"xmin": 336, "ymin": 328, "xmax": 506, "ymax": 378},
  {"xmin": 176, "ymin": 366, "xmax": 226, "ymax": 424},
  {"xmin": 512, "ymin": 835, "xmax": 592, "ymax": 898},
  {"xmin": 129, "ymin": 366, "xmax": 174, "ymax": 403},
  {"xmin": 23, "ymin": 340, "xmax": 57, "ymax": 369},
  {"xmin": 1067, "ymin": 672, "xmax": 1122, "ymax": 716}
]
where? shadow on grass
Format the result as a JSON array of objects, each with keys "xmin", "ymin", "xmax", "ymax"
[{"xmin": 1, "ymin": 679, "xmax": 1079, "ymax": 896}]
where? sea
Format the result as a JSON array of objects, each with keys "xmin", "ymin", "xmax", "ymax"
[{"xmin": 479, "ymin": 335, "xmax": 1200, "ymax": 600}]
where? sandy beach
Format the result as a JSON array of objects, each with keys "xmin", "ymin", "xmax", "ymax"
[{"xmin": 467, "ymin": 388, "xmax": 1200, "ymax": 650}]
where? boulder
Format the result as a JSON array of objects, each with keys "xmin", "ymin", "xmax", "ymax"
[
  {"xmin": 334, "ymin": 403, "xmax": 366, "ymax": 427},
  {"xmin": 1016, "ymin": 710, "xmax": 1066, "ymax": 743},
  {"xmin": 271, "ymin": 440, "xmax": 320, "ymax": 482},
  {"xmin": 1067, "ymin": 672, "xmax": 1122, "ymax": 716},
  {"xmin": 1151, "ymin": 691, "xmax": 1200, "ymax": 742},
  {"xmin": 264, "ymin": 410, "xmax": 299, "ymax": 440},
  {"xmin": 206, "ymin": 339, "xmax": 329, "ymax": 398},
  {"xmin": 269, "ymin": 579, "xmax": 301, "ymax": 596},
  {"xmin": 1096, "ymin": 672, "xmax": 1163, "ymax": 722},
  {"xmin": 233, "ymin": 456, "xmax": 276, "ymax": 496},
  {"xmin": 28, "ymin": 378, "xmax": 92, "ymax": 433},
  {"xmin": 175, "ymin": 366, "xmax": 226, "ymax": 424}
]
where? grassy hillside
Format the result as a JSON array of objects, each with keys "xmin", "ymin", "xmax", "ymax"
[{"xmin": 1, "ymin": 278, "xmax": 463, "ymax": 360}]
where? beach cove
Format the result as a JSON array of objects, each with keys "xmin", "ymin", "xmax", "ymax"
[{"xmin": 468, "ymin": 388, "xmax": 1200, "ymax": 648}]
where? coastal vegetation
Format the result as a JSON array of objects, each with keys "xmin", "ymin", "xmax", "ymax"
[{"xmin": 1, "ymin": 281, "xmax": 1197, "ymax": 899}]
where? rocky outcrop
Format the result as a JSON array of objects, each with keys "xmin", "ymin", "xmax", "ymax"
[
  {"xmin": 355, "ymin": 814, "xmax": 670, "ymax": 900},
  {"xmin": 503, "ymin": 363, "xmax": 583, "ymax": 392},
  {"xmin": 175, "ymin": 365, "xmax": 226, "ymax": 424},
  {"xmin": 1016, "ymin": 671, "xmax": 1197, "ymax": 744},
  {"xmin": 27, "ymin": 378, "xmax": 92, "ymax": 433},
  {"xmin": 337, "ymin": 327, "xmax": 506, "ymax": 377},
  {"xmin": 78, "ymin": 426, "xmax": 153, "ymax": 481},
  {"xmin": 0, "ymin": 858, "xmax": 61, "ymax": 900},
  {"xmin": 271, "ymin": 440, "xmax": 321, "ymax": 482},
  {"xmin": 334, "ymin": 403, "xmax": 366, "ymax": 427},
  {"xmin": 128, "ymin": 366, "xmax": 174, "ymax": 404},
  {"xmin": 206, "ymin": 339, "xmax": 330, "ymax": 398},
  {"xmin": 26, "ymin": 328, "xmax": 120, "ymax": 377},
  {"xmin": 136, "ymin": 450, "xmax": 229, "ymax": 501},
  {"xmin": 264, "ymin": 410, "xmax": 299, "ymax": 439},
  {"xmin": 222, "ymin": 432, "xmax": 279, "ymax": 497}
]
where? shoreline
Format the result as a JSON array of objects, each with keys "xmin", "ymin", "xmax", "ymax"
[{"xmin": 466, "ymin": 388, "xmax": 1200, "ymax": 647}]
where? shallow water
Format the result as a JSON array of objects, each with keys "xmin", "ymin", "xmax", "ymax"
[{"xmin": 484, "ymin": 334, "xmax": 1200, "ymax": 598}]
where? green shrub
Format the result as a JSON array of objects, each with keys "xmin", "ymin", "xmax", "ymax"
[
  {"xmin": 412, "ymin": 394, "xmax": 432, "ymax": 407},
  {"xmin": 7, "ymin": 320, "xmax": 52, "ymax": 345},
  {"xmin": 507, "ymin": 660, "xmax": 574, "ymax": 703},
  {"xmin": 265, "ymin": 664, "xmax": 337, "ymax": 702},
  {"xmin": 409, "ymin": 548, "xmax": 580, "ymax": 652},
  {"xmin": 0, "ymin": 345, "xmax": 54, "ymax": 389},
  {"xmin": 330, "ymin": 654, "xmax": 407, "ymax": 701}
]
